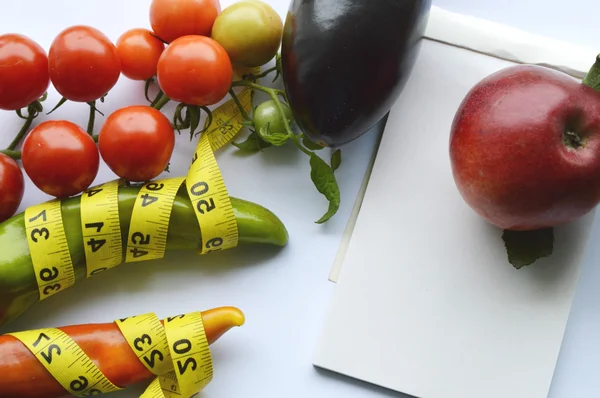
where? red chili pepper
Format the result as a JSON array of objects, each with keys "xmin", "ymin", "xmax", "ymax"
[{"xmin": 0, "ymin": 306, "xmax": 245, "ymax": 398}]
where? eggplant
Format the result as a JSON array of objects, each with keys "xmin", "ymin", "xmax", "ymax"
[{"xmin": 280, "ymin": 0, "xmax": 432, "ymax": 147}]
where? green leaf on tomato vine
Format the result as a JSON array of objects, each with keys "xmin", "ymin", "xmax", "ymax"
[
  {"xmin": 302, "ymin": 136, "xmax": 325, "ymax": 151},
  {"xmin": 257, "ymin": 124, "xmax": 289, "ymax": 147},
  {"xmin": 309, "ymin": 152, "xmax": 341, "ymax": 224},
  {"xmin": 331, "ymin": 149, "xmax": 342, "ymax": 171},
  {"xmin": 188, "ymin": 106, "xmax": 201, "ymax": 141},
  {"xmin": 232, "ymin": 130, "xmax": 272, "ymax": 153},
  {"xmin": 502, "ymin": 227, "xmax": 554, "ymax": 269}
]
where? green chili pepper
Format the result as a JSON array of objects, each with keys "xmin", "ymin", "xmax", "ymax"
[{"xmin": 0, "ymin": 185, "xmax": 288, "ymax": 330}]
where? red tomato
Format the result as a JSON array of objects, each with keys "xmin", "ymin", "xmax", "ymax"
[
  {"xmin": 22, "ymin": 121, "xmax": 100, "ymax": 198},
  {"xmin": 149, "ymin": 0, "xmax": 221, "ymax": 43},
  {"xmin": 48, "ymin": 25, "xmax": 121, "ymax": 103},
  {"xmin": 0, "ymin": 153, "xmax": 24, "ymax": 222},
  {"xmin": 157, "ymin": 35, "xmax": 233, "ymax": 106},
  {"xmin": 0, "ymin": 34, "xmax": 50, "ymax": 111},
  {"xmin": 98, "ymin": 106, "xmax": 175, "ymax": 182},
  {"xmin": 116, "ymin": 28, "xmax": 165, "ymax": 81}
]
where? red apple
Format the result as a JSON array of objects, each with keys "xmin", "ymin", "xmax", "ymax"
[{"xmin": 449, "ymin": 64, "xmax": 600, "ymax": 231}]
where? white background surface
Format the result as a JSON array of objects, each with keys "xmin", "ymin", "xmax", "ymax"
[{"xmin": 1, "ymin": 1, "xmax": 599, "ymax": 398}]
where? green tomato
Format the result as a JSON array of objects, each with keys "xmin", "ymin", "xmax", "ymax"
[
  {"xmin": 211, "ymin": 0, "xmax": 283, "ymax": 68},
  {"xmin": 253, "ymin": 99, "xmax": 293, "ymax": 136}
]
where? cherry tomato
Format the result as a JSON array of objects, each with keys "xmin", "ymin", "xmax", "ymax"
[
  {"xmin": 0, "ymin": 154, "xmax": 24, "ymax": 222},
  {"xmin": 22, "ymin": 121, "xmax": 100, "ymax": 198},
  {"xmin": 116, "ymin": 28, "xmax": 165, "ymax": 81},
  {"xmin": 149, "ymin": 0, "xmax": 221, "ymax": 43},
  {"xmin": 98, "ymin": 106, "xmax": 175, "ymax": 182},
  {"xmin": 211, "ymin": 0, "xmax": 283, "ymax": 67},
  {"xmin": 0, "ymin": 34, "xmax": 50, "ymax": 111},
  {"xmin": 253, "ymin": 99, "xmax": 292, "ymax": 135},
  {"xmin": 48, "ymin": 25, "xmax": 121, "ymax": 103},
  {"xmin": 157, "ymin": 35, "xmax": 233, "ymax": 106}
]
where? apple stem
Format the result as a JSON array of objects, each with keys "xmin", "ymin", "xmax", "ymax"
[
  {"xmin": 563, "ymin": 130, "xmax": 585, "ymax": 149},
  {"xmin": 582, "ymin": 54, "xmax": 600, "ymax": 92}
]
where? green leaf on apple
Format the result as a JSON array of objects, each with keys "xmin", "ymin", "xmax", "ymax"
[{"xmin": 502, "ymin": 228, "xmax": 554, "ymax": 269}]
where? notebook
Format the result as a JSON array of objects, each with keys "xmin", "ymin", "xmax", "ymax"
[{"xmin": 315, "ymin": 7, "xmax": 597, "ymax": 398}]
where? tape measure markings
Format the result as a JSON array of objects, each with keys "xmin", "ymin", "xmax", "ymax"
[
  {"xmin": 141, "ymin": 378, "xmax": 164, "ymax": 398},
  {"xmin": 186, "ymin": 132, "xmax": 239, "ymax": 255},
  {"xmin": 205, "ymin": 87, "xmax": 254, "ymax": 152},
  {"xmin": 7, "ymin": 328, "xmax": 122, "ymax": 396},
  {"xmin": 116, "ymin": 312, "xmax": 172, "ymax": 377},
  {"xmin": 25, "ymin": 200, "xmax": 76, "ymax": 300},
  {"xmin": 125, "ymin": 177, "xmax": 185, "ymax": 263},
  {"xmin": 158, "ymin": 312, "xmax": 213, "ymax": 397},
  {"xmin": 80, "ymin": 179, "xmax": 123, "ymax": 277}
]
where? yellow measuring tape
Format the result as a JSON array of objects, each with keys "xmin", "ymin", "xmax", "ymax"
[
  {"xmin": 20, "ymin": 84, "xmax": 256, "ymax": 395},
  {"xmin": 205, "ymin": 86, "xmax": 254, "ymax": 152},
  {"xmin": 125, "ymin": 177, "xmax": 186, "ymax": 262},
  {"xmin": 25, "ymin": 200, "xmax": 76, "ymax": 300},
  {"xmin": 7, "ymin": 310, "xmax": 212, "ymax": 398},
  {"xmin": 80, "ymin": 179, "xmax": 123, "ymax": 277}
]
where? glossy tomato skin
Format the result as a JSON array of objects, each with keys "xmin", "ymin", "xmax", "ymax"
[
  {"xmin": 116, "ymin": 28, "xmax": 165, "ymax": 81},
  {"xmin": 0, "ymin": 34, "xmax": 50, "ymax": 111},
  {"xmin": 0, "ymin": 154, "xmax": 24, "ymax": 222},
  {"xmin": 48, "ymin": 25, "xmax": 121, "ymax": 103},
  {"xmin": 157, "ymin": 35, "xmax": 233, "ymax": 106},
  {"xmin": 22, "ymin": 120, "xmax": 100, "ymax": 198},
  {"xmin": 149, "ymin": 0, "xmax": 221, "ymax": 43},
  {"xmin": 98, "ymin": 106, "xmax": 175, "ymax": 182},
  {"xmin": 211, "ymin": 0, "xmax": 283, "ymax": 67}
]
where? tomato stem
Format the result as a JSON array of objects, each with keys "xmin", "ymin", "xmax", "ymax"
[
  {"xmin": 152, "ymin": 93, "xmax": 171, "ymax": 110},
  {"xmin": 0, "ymin": 149, "xmax": 21, "ymax": 160},
  {"xmin": 241, "ymin": 65, "xmax": 279, "ymax": 82},
  {"xmin": 149, "ymin": 88, "xmax": 166, "ymax": 108},
  {"xmin": 228, "ymin": 89, "xmax": 250, "ymax": 121},
  {"xmin": 8, "ymin": 104, "xmax": 37, "ymax": 151},
  {"xmin": 86, "ymin": 101, "xmax": 97, "ymax": 136}
]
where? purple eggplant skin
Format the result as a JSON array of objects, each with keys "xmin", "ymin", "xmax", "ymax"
[{"xmin": 280, "ymin": 0, "xmax": 432, "ymax": 148}]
